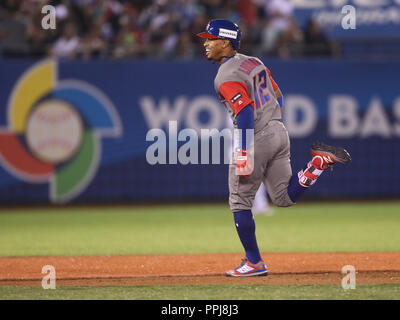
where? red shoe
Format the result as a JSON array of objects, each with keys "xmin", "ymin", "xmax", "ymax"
[
  {"xmin": 310, "ymin": 141, "xmax": 351, "ymax": 170},
  {"xmin": 225, "ymin": 258, "xmax": 268, "ymax": 277}
]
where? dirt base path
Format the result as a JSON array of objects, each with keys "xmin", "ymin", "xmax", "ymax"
[{"xmin": 1, "ymin": 252, "xmax": 400, "ymax": 286}]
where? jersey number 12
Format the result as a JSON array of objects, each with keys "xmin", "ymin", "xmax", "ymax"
[{"xmin": 253, "ymin": 69, "xmax": 271, "ymax": 109}]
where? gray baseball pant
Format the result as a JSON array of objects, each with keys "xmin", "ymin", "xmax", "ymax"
[{"xmin": 229, "ymin": 120, "xmax": 295, "ymax": 212}]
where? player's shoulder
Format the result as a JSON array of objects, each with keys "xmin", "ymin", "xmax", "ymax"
[
  {"xmin": 236, "ymin": 53, "xmax": 266, "ymax": 68},
  {"xmin": 226, "ymin": 53, "xmax": 266, "ymax": 76},
  {"xmin": 214, "ymin": 53, "xmax": 266, "ymax": 91},
  {"xmin": 236, "ymin": 53, "xmax": 264, "ymax": 64},
  {"xmin": 214, "ymin": 59, "xmax": 237, "ymax": 89},
  {"xmin": 221, "ymin": 53, "xmax": 264, "ymax": 70},
  {"xmin": 216, "ymin": 54, "xmax": 259, "ymax": 81}
]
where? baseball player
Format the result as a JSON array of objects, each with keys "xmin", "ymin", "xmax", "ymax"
[{"xmin": 197, "ymin": 19, "xmax": 351, "ymax": 277}]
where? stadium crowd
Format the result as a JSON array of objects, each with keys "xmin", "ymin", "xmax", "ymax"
[{"xmin": 0, "ymin": 0, "xmax": 335, "ymax": 59}]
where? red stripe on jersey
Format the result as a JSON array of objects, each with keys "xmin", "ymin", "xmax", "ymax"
[
  {"xmin": 219, "ymin": 81, "xmax": 254, "ymax": 115},
  {"xmin": 265, "ymin": 67, "xmax": 278, "ymax": 92}
]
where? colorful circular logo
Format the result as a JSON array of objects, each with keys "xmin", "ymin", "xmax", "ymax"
[
  {"xmin": 26, "ymin": 99, "xmax": 84, "ymax": 164},
  {"xmin": 0, "ymin": 59, "xmax": 122, "ymax": 203}
]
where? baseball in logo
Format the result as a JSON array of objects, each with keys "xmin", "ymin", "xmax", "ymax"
[{"xmin": 0, "ymin": 59, "xmax": 122, "ymax": 203}]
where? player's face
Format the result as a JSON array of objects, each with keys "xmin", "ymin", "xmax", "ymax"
[{"xmin": 203, "ymin": 38, "xmax": 228, "ymax": 62}]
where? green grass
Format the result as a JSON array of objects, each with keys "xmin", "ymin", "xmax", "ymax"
[
  {"xmin": 0, "ymin": 202, "xmax": 400, "ymax": 257},
  {"xmin": 1, "ymin": 202, "xmax": 399, "ymax": 300},
  {"xmin": 1, "ymin": 284, "xmax": 399, "ymax": 300}
]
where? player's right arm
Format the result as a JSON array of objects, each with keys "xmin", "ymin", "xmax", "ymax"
[{"xmin": 266, "ymin": 67, "xmax": 284, "ymax": 109}]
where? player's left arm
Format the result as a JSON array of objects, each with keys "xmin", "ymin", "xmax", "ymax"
[
  {"xmin": 266, "ymin": 67, "xmax": 284, "ymax": 109},
  {"xmin": 275, "ymin": 87, "xmax": 283, "ymax": 104}
]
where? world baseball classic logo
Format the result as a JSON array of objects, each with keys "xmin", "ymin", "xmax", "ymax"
[{"xmin": 0, "ymin": 59, "xmax": 122, "ymax": 203}]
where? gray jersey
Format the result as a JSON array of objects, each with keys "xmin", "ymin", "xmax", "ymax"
[{"xmin": 214, "ymin": 53, "xmax": 281, "ymax": 134}]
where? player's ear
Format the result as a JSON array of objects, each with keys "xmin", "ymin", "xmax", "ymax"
[{"xmin": 224, "ymin": 39, "xmax": 235, "ymax": 51}]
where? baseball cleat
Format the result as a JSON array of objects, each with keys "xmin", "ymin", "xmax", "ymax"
[
  {"xmin": 225, "ymin": 258, "xmax": 268, "ymax": 277},
  {"xmin": 310, "ymin": 141, "xmax": 351, "ymax": 170}
]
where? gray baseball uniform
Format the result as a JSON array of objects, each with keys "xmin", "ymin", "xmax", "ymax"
[{"xmin": 214, "ymin": 53, "xmax": 294, "ymax": 212}]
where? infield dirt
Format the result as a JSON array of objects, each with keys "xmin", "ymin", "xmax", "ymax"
[{"xmin": 0, "ymin": 252, "xmax": 399, "ymax": 286}]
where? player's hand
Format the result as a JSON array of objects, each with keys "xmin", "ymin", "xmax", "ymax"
[{"xmin": 235, "ymin": 149, "xmax": 253, "ymax": 177}]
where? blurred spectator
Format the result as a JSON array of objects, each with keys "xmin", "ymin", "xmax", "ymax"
[
  {"xmin": 159, "ymin": 21, "xmax": 179, "ymax": 58},
  {"xmin": 54, "ymin": 1, "xmax": 71, "ymax": 27},
  {"xmin": 238, "ymin": 0, "xmax": 263, "ymax": 55},
  {"xmin": 259, "ymin": 0, "xmax": 304, "ymax": 58},
  {"xmin": 187, "ymin": 11, "xmax": 208, "ymax": 55},
  {"xmin": 26, "ymin": 23, "xmax": 48, "ymax": 57},
  {"xmin": 24, "ymin": 2, "xmax": 56, "ymax": 57},
  {"xmin": 277, "ymin": 18, "xmax": 304, "ymax": 58},
  {"xmin": 201, "ymin": 0, "xmax": 225, "ymax": 19},
  {"xmin": 79, "ymin": 21, "xmax": 107, "ymax": 59},
  {"xmin": 238, "ymin": 0, "xmax": 257, "ymax": 27},
  {"xmin": 0, "ymin": 0, "xmax": 30, "ymax": 57},
  {"xmin": 219, "ymin": 0, "xmax": 240, "ymax": 23},
  {"xmin": 112, "ymin": 8, "xmax": 143, "ymax": 58},
  {"xmin": 303, "ymin": 19, "xmax": 333, "ymax": 56},
  {"xmin": 50, "ymin": 21, "xmax": 80, "ymax": 59},
  {"xmin": 0, "ymin": 0, "xmax": 337, "ymax": 60},
  {"xmin": 175, "ymin": 31, "xmax": 196, "ymax": 59}
]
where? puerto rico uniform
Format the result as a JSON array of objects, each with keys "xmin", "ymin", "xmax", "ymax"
[{"xmin": 214, "ymin": 53, "xmax": 294, "ymax": 212}]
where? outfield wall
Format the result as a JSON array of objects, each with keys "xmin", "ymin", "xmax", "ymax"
[{"xmin": 0, "ymin": 58, "xmax": 399, "ymax": 204}]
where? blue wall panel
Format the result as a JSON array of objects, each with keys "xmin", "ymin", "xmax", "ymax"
[{"xmin": 0, "ymin": 58, "xmax": 399, "ymax": 204}]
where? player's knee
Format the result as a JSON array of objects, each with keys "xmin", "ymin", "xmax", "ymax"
[
  {"xmin": 229, "ymin": 196, "xmax": 252, "ymax": 212},
  {"xmin": 274, "ymin": 201, "xmax": 293, "ymax": 208},
  {"xmin": 271, "ymin": 193, "xmax": 294, "ymax": 207}
]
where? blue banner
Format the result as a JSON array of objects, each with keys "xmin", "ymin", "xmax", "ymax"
[
  {"xmin": 0, "ymin": 58, "xmax": 399, "ymax": 204},
  {"xmin": 292, "ymin": 0, "xmax": 400, "ymax": 39}
]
